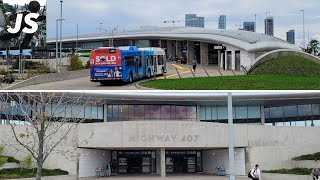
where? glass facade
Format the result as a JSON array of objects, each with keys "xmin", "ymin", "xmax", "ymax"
[
  {"xmin": 200, "ymin": 106, "xmax": 261, "ymax": 124},
  {"xmin": 265, "ymin": 104, "xmax": 320, "ymax": 127},
  {"xmin": 107, "ymin": 105, "xmax": 197, "ymax": 122}
]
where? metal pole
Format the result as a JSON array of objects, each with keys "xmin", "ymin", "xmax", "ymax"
[
  {"xmin": 254, "ymin": 14, "xmax": 257, "ymax": 32},
  {"xmin": 56, "ymin": 19, "xmax": 59, "ymax": 71},
  {"xmin": 228, "ymin": 93, "xmax": 235, "ymax": 180},
  {"xmin": 76, "ymin": 24, "xmax": 78, "ymax": 51},
  {"xmin": 300, "ymin": 10, "xmax": 305, "ymax": 50},
  {"xmin": 60, "ymin": 0, "xmax": 63, "ymax": 72}
]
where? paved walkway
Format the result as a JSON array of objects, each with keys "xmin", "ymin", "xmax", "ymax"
[{"xmin": 81, "ymin": 174, "xmax": 248, "ymax": 180}]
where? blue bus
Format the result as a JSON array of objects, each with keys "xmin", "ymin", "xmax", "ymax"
[{"xmin": 90, "ymin": 46, "xmax": 167, "ymax": 85}]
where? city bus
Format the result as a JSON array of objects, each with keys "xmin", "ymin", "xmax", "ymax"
[{"xmin": 90, "ymin": 46, "xmax": 166, "ymax": 84}]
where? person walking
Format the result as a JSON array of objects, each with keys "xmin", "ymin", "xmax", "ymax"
[
  {"xmin": 250, "ymin": 164, "xmax": 261, "ymax": 180},
  {"xmin": 311, "ymin": 168, "xmax": 319, "ymax": 180},
  {"xmin": 106, "ymin": 162, "xmax": 111, "ymax": 177},
  {"xmin": 192, "ymin": 58, "xmax": 198, "ymax": 73}
]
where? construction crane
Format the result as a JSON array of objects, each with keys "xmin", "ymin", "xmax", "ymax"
[{"xmin": 163, "ymin": 17, "xmax": 182, "ymax": 26}]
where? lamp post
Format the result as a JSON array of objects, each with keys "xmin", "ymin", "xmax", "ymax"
[
  {"xmin": 300, "ymin": 10, "xmax": 305, "ymax": 50},
  {"xmin": 76, "ymin": 24, "xmax": 79, "ymax": 52},
  {"xmin": 228, "ymin": 92, "xmax": 235, "ymax": 180},
  {"xmin": 56, "ymin": 18, "xmax": 65, "ymax": 72},
  {"xmin": 60, "ymin": 0, "xmax": 63, "ymax": 72}
]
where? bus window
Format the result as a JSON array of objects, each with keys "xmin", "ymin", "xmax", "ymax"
[
  {"xmin": 125, "ymin": 56, "xmax": 135, "ymax": 66},
  {"xmin": 147, "ymin": 56, "xmax": 154, "ymax": 66},
  {"xmin": 157, "ymin": 55, "xmax": 164, "ymax": 65},
  {"xmin": 135, "ymin": 56, "xmax": 142, "ymax": 67}
]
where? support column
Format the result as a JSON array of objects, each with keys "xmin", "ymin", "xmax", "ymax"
[
  {"xmin": 200, "ymin": 42, "xmax": 208, "ymax": 66},
  {"xmin": 218, "ymin": 50, "xmax": 221, "ymax": 69},
  {"xmin": 261, "ymin": 105, "xmax": 265, "ymax": 125},
  {"xmin": 176, "ymin": 41, "xmax": 182, "ymax": 58},
  {"xmin": 167, "ymin": 40, "xmax": 175, "ymax": 59},
  {"xmin": 187, "ymin": 41, "xmax": 195, "ymax": 64},
  {"xmin": 160, "ymin": 148, "xmax": 166, "ymax": 178},
  {"xmin": 232, "ymin": 51, "xmax": 236, "ymax": 70},
  {"xmin": 103, "ymin": 102, "xmax": 108, "ymax": 122}
]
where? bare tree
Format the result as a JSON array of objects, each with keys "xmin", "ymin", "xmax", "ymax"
[{"xmin": 0, "ymin": 92, "xmax": 100, "ymax": 180}]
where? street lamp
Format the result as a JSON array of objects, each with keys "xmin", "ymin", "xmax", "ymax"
[
  {"xmin": 56, "ymin": 18, "xmax": 65, "ymax": 72},
  {"xmin": 60, "ymin": 0, "xmax": 63, "ymax": 72},
  {"xmin": 228, "ymin": 93, "xmax": 235, "ymax": 180},
  {"xmin": 300, "ymin": 10, "xmax": 305, "ymax": 50},
  {"xmin": 109, "ymin": 26, "xmax": 119, "ymax": 47}
]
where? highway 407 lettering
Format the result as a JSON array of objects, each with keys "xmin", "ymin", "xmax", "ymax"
[{"xmin": 129, "ymin": 134, "xmax": 200, "ymax": 143}]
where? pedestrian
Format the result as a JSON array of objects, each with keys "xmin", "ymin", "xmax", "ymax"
[
  {"xmin": 106, "ymin": 162, "xmax": 111, "ymax": 177},
  {"xmin": 250, "ymin": 164, "xmax": 261, "ymax": 180},
  {"xmin": 192, "ymin": 58, "xmax": 198, "ymax": 73},
  {"xmin": 311, "ymin": 168, "xmax": 319, "ymax": 180}
]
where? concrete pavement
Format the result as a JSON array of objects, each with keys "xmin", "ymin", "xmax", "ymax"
[{"xmin": 15, "ymin": 63, "xmax": 245, "ymax": 90}]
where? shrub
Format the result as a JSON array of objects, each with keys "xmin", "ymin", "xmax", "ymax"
[
  {"xmin": 0, "ymin": 145, "xmax": 4, "ymax": 154},
  {"xmin": 0, "ymin": 157, "xmax": 8, "ymax": 167},
  {"xmin": 68, "ymin": 55, "xmax": 83, "ymax": 71},
  {"xmin": 293, "ymin": 152, "xmax": 320, "ymax": 161},
  {"xmin": 0, "ymin": 168, "xmax": 68, "ymax": 179},
  {"xmin": 85, "ymin": 60, "xmax": 90, "ymax": 69},
  {"xmin": 20, "ymin": 155, "xmax": 34, "ymax": 169},
  {"xmin": 263, "ymin": 168, "xmax": 311, "ymax": 175}
]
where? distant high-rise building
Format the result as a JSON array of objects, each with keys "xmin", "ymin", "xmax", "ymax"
[
  {"xmin": 185, "ymin": 14, "xmax": 205, "ymax": 28},
  {"xmin": 286, "ymin": 30, "xmax": 295, "ymax": 44},
  {"xmin": 218, "ymin": 15, "xmax": 226, "ymax": 29},
  {"xmin": 264, "ymin": 17, "xmax": 274, "ymax": 36},
  {"xmin": 243, "ymin": 22, "xmax": 255, "ymax": 32}
]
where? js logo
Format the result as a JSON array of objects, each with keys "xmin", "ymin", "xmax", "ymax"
[{"xmin": 7, "ymin": 1, "xmax": 41, "ymax": 34}]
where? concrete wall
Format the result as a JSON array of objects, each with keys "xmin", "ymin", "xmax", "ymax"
[
  {"xmin": 0, "ymin": 124, "xmax": 78, "ymax": 175},
  {"xmin": 200, "ymin": 42, "xmax": 209, "ymax": 66},
  {"xmin": 187, "ymin": 41, "xmax": 195, "ymax": 64},
  {"xmin": 248, "ymin": 49, "xmax": 320, "ymax": 73},
  {"xmin": 78, "ymin": 122, "xmax": 320, "ymax": 175},
  {"xmin": 203, "ymin": 148, "xmax": 246, "ymax": 175},
  {"xmin": 79, "ymin": 148, "xmax": 111, "ymax": 178},
  {"xmin": 5, "ymin": 69, "xmax": 90, "ymax": 90}
]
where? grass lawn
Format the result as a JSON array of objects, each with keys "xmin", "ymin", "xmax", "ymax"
[
  {"xmin": 141, "ymin": 74, "xmax": 320, "ymax": 90},
  {"xmin": 0, "ymin": 168, "xmax": 68, "ymax": 179}
]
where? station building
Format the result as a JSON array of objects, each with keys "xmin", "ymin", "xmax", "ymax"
[
  {"xmin": 46, "ymin": 27, "xmax": 302, "ymax": 71},
  {"xmin": 0, "ymin": 92, "xmax": 320, "ymax": 178}
]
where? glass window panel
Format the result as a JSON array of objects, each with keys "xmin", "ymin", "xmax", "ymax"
[
  {"xmin": 45, "ymin": 104, "xmax": 52, "ymax": 115},
  {"xmin": 314, "ymin": 120, "xmax": 320, "ymax": 126},
  {"xmin": 217, "ymin": 107, "xmax": 228, "ymax": 120},
  {"xmin": 306, "ymin": 120, "xmax": 313, "ymax": 127},
  {"xmin": 283, "ymin": 106, "xmax": 297, "ymax": 117},
  {"xmin": 170, "ymin": 106, "xmax": 176, "ymax": 119},
  {"xmin": 312, "ymin": 104, "xmax": 320, "ymax": 115},
  {"xmin": 265, "ymin": 123, "xmax": 273, "ymax": 126},
  {"xmin": 248, "ymin": 106, "xmax": 260, "ymax": 119},
  {"xmin": 119, "ymin": 105, "xmax": 129, "ymax": 121},
  {"xmin": 176, "ymin": 106, "xmax": 187, "ymax": 119},
  {"xmin": 65, "ymin": 104, "xmax": 73, "ymax": 118},
  {"xmin": 85, "ymin": 106, "xmax": 92, "ymax": 119},
  {"xmin": 236, "ymin": 106, "xmax": 247, "ymax": 119},
  {"xmin": 283, "ymin": 121, "xmax": 291, "ymax": 126},
  {"xmin": 107, "ymin": 105, "xmax": 113, "ymax": 119},
  {"xmin": 264, "ymin": 108, "xmax": 270, "ymax": 119},
  {"xmin": 298, "ymin": 105, "xmax": 312, "ymax": 116},
  {"xmin": 113, "ymin": 105, "xmax": 119, "ymax": 119},
  {"xmin": 72, "ymin": 106, "xmax": 84, "ymax": 118},
  {"xmin": 128, "ymin": 105, "xmax": 135, "ymax": 120},
  {"xmin": 97, "ymin": 106, "xmax": 103, "ymax": 120},
  {"xmin": 160, "ymin": 105, "xmax": 171, "ymax": 120},
  {"xmin": 186, "ymin": 106, "xmax": 197, "ymax": 120},
  {"xmin": 149, "ymin": 105, "xmax": 160, "ymax": 119},
  {"xmin": 92, "ymin": 106, "xmax": 99, "ymax": 119},
  {"xmin": 205, "ymin": 107, "xmax": 212, "ymax": 120},
  {"xmin": 270, "ymin": 107, "xmax": 283, "ymax": 118},
  {"xmin": 18, "ymin": 104, "xmax": 31, "ymax": 116},
  {"xmin": 276, "ymin": 122, "xmax": 284, "ymax": 126},
  {"xmin": 144, "ymin": 105, "xmax": 151, "ymax": 119},
  {"xmin": 211, "ymin": 107, "xmax": 218, "ymax": 121},
  {"xmin": 295, "ymin": 121, "xmax": 306, "ymax": 127},
  {"xmin": 200, "ymin": 106, "xmax": 206, "ymax": 121},
  {"xmin": 135, "ymin": 105, "xmax": 145, "ymax": 120},
  {"xmin": 52, "ymin": 104, "xmax": 65, "ymax": 117}
]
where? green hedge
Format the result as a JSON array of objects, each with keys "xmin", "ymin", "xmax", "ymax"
[
  {"xmin": 263, "ymin": 168, "xmax": 312, "ymax": 175},
  {"xmin": 293, "ymin": 152, "xmax": 320, "ymax": 161},
  {"xmin": 0, "ymin": 168, "xmax": 68, "ymax": 179},
  {"xmin": 0, "ymin": 156, "xmax": 20, "ymax": 163}
]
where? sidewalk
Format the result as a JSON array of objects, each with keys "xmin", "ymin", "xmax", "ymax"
[{"xmin": 163, "ymin": 63, "xmax": 245, "ymax": 80}]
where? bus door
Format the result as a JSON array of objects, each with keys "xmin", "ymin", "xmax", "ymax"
[
  {"xmin": 134, "ymin": 56, "xmax": 139, "ymax": 78},
  {"xmin": 153, "ymin": 56, "xmax": 157, "ymax": 75}
]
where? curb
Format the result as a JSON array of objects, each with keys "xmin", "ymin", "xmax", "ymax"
[{"xmin": 135, "ymin": 79, "xmax": 159, "ymax": 90}]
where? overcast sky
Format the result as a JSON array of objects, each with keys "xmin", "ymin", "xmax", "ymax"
[{"xmin": 47, "ymin": 0, "xmax": 320, "ymax": 47}]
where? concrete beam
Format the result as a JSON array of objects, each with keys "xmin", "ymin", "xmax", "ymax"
[{"xmin": 261, "ymin": 105, "xmax": 265, "ymax": 125}]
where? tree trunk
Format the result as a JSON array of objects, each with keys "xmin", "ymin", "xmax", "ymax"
[{"xmin": 36, "ymin": 160, "xmax": 43, "ymax": 180}]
